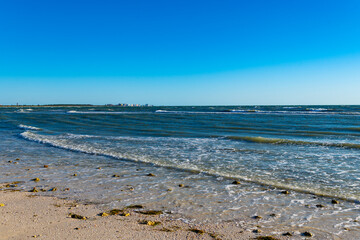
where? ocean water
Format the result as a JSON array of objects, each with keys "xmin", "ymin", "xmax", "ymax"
[{"xmin": 1, "ymin": 105, "xmax": 360, "ymax": 238}]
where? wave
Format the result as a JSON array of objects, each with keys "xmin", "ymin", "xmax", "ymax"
[
  {"xmin": 18, "ymin": 124, "xmax": 41, "ymax": 130},
  {"xmin": 306, "ymin": 108, "xmax": 330, "ymax": 111},
  {"xmin": 16, "ymin": 109, "xmax": 33, "ymax": 113},
  {"xmin": 226, "ymin": 136, "xmax": 360, "ymax": 149},
  {"xmin": 19, "ymin": 130, "xmax": 360, "ymax": 202},
  {"xmin": 20, "ymin": 131, "xmax": 360, "ymax": 201}
]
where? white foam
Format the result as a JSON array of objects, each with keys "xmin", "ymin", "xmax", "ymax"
[{"xmin": 18, "ymin": 124, "xmax": 41, "ymax": 130}]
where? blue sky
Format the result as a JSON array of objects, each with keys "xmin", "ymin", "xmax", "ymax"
[{"xmin": 0, "ymin": 0, "xmax": 359, "ymax": 105}]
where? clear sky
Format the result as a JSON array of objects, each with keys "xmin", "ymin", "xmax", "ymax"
[{"xmin": 0, "ymin": 0, "xmax": 360, "ymax": 105}]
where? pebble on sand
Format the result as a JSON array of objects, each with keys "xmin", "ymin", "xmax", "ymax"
[
  {"xmin": 100, "ymin": 212, "xmax": 109, "ymax": 217},
  {"xmin": 70, "ymin": 213, "xmax": 87, "ymax": 220},
  {"xmin": 189, "ymin": 229, "xmax": 205, "ymax": 234},
  {"xmin": 302, "ymin": 231, "xmax": 313, "ymax": 237}
]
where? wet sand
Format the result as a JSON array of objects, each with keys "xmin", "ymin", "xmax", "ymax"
[{"xmin": 0, "ymin": 183, "xmax": 291, "ymax": 240}]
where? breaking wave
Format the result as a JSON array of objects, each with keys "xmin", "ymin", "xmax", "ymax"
[{"xmin": 18, "ymin": 124, "xmax": 42, "ymax": 130}]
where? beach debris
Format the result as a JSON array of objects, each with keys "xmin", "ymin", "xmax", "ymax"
[
  {"xmin": 64, "ymin": 188, "xmax": 70, "ymax": 191},
  {"xmin": 189, "ymin": 228, "xmax": 205, "ymax": 234},
  {"xmin": 14, "ymin": 162, "xmax": 18, "ymax": 164},
  {"xmin": 0, "ymin": 203, "xmax": 5, "ymax": 207},
  {"xmin": 269, "ymin": 213, "xmax": 277, "ymax": 217},
  {"xmin": 282, "ymin": 232, "xmax": 292, "ymax": 236},
  {"xmin": 316, "ymin": 204, "xmax": 325, "ymax": 208},
  {"xmin": 122, "ymin": 212, "xmax": 130, "ymax": 216},
  {"xmin": 43, "ymin": 165, "xmax": 49, "ymax": 168},
  {"xmin": 302, "ymin": 231, "xmax": 313, "ymax": 237},
  {"xmin": 69, "ymin": 213, "xmax": 87, "ymax": 220},
  {"xmin": 108, "ymin": 209, "xmax": 122, "ymax": 215},
  {"xmin": 331, "ymin": 199, "xmax": 339, "ymax": 204},
  {"xmin": 30, "ymin": 187, "xmax": 38, "ymax": 192},
  {"xmin": 255, "ymin": 237, "xmax": 280, "ymax": 240},
  {"xmin": 73, "ymin": 173, "xmax": 77, "ymax": 176},
  {"xmin": 32, "ymin": 178, "xmax": 40, "ymax": 182},
  {"xmin": 232, "ymin": 180, "xmax": 241, "ymax": 185},
  {"xmin": 138, "ymin": 210, "xmax": 163, "ymax": 215},
  {"xmin": 280, "ymin": 190, "xmax": 289, "ymax": 194},
  {"xmin": 40, "ymin": 189, "xmax": 47, "ymax": 192},
  {"xmin": 146, "ymin": 173, "xmax": 156, "ymax": 176},
  {"xmin": 112, "ymin": 174, "xmax": 120, "ymax": 177},
  {"xmin": 167, "ymin": 188, "xmax": 173, "ymax": 192},
  {"xmin": 253, "ymin": 229, "xmax": 262, "ymax": 233},
  {"xmin": 97, "ymin": 167, "xmax": 102, "ymax": 170},
  {"xmin": 100, "ymin": 212, "xmax": 109, "ymax": 217},
  {"xmin": 253, "ymin": 215, "xmax": 262, "ymax": 220},
  {"xmin": 8, "ymin": 160, "xmax": 12, "ymax": 163},
  {"xmin": 49, "ymin": 187, "xmax": 57, "ymax": 191},
  {"xmin": 16, "ymin": 158, "xmax": 20, "ymax": 161},
  {"xmin": 209, "ymin": 233, "xmax": 222, "ymax": 240},
  {"xmin": 129, "ymin": 187, "xmax": 135, "ymax": 191},
  {"xmin": 178, "ymin": 184, "xmax": 184, "ymax": 187},
  {"xmin": 139, "ymin": 220, "xmax": 161, "ymax": 226},
  {"xmin": 74, "ymin": 227, "xmax": 79, "ymax": 230},
  {"xmin": 124, "ymin": 204, "xmax": 144, "ymax": 209}
]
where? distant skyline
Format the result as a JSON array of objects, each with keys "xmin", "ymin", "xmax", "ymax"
[{"xmin": 1, "ymin": 1, "xmax": 360, "ymax": 105}]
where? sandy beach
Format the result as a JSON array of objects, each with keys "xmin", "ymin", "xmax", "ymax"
[{"xmin": 0, "ymin": 183, "xmax": 292, "ymax": 240}]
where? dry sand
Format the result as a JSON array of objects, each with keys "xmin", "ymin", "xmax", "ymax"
[{"xmin": 0, "ymin": 183, "xmax": 293, "ymax": 240}]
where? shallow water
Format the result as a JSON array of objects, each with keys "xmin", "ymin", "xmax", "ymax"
[{"xmin": 1, "ymin": 105, "xmax": 360, "ymax": 238}]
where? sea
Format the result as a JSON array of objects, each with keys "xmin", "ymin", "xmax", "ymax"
[{"xmin": 1, "ymin": 105, "xmax": 360, "ymax": 238}]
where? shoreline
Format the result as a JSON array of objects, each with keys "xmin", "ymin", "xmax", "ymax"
[
  {"xmin": 0, "ymin": 183, "xmax": 287, "ymax": 240},
  {"xmin": 1, "ymin": 154, "xmax": 359, "ymax": 239}
]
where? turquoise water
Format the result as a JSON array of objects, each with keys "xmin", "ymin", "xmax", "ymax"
[{"xmin": 1, "ymin": 105, "xmax": 360, "ymax": 238}]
